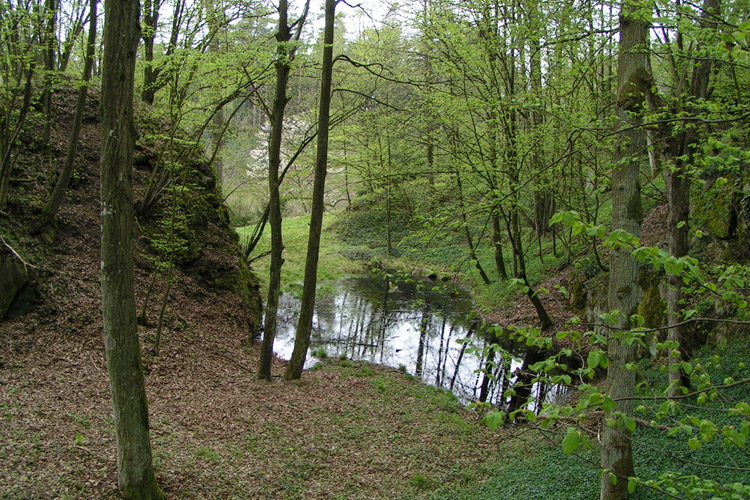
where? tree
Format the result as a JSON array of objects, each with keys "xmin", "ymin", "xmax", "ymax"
[
  {"xmin": 600, "ymin": 1, "xmax": 648, "ymax": 497},
  {"xmin": 36, "ymin": 0, "xmax": 98, "ymax": 231},
  {"xmin": 284, "ymin": 0, "xmax": 336, "ymax": 381},
  {"xmin": 99, "ymin": 0, "xmax": 164, "ymax": 497},
  {"xmin": 0, "ymin": 1, "xmax": 38, "ymax": 210},
  {"xmin": 258, "ymin": 0, "xmax": 309, "ymax": 381}
]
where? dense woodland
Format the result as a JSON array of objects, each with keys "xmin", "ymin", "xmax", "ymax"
[{"xmin": 1, "ymin": 0, "xmax": 749, "ymax": 498}]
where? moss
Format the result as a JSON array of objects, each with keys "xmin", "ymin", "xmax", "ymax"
[
  {"xmin": 637, "ymin": 284, "xmax": 666, "ymax": 330},
  {"xmin": 568, "ymin": 278, "xmax": 588, "ymax": 314}
]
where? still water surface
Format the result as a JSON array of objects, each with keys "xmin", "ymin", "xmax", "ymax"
[{"xmin": 273, "ymin": 272, "xmax": 564, "ymax": 407}]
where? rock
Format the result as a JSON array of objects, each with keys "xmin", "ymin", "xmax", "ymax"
[{"xmin": 0, "ymin": 252, "xmax": 30, "ymax": 319}]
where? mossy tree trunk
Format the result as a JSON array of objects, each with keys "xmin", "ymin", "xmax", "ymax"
[
  {"xmin": 600, "ymin": 3, "xmax": 647, "ymax": 498},
  {"xmin": 284, "ymin": 0, "xmax": 335, "ymax": 381},
  {"xmin": 100, "ymin": 0, "xmax": 164, "ymax": 497}
]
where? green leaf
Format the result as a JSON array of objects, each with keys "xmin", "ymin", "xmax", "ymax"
[
  {"xmin": 562, "ymin": 429, "xmax": 580, "ymax": 454},
  {"xmin": 603, "ymin": 397, "xmax": 616, "ymax": 413},
  {"xmin": 628, "ymin": 477, "xmax": 637, "ymax": 494},
  {"xmin": 483, "ymin": 411, "xmax": 505, "ymax": 431},
  {"xmin": 624, "ymin": 416, "xmax": 636, "ymax": 433},
  {"xmin": 688, "ymin": 437, "xmax": 701, "ymax": 450},
  {"xmin": 587, "ymin": 350, "xmax": 600, "ymax": 370},
  {"xmin": 609, "ymin": 473, "xmax": 617, "ymax": 486}
]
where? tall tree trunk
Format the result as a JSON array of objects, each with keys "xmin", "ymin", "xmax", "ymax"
[
  {"xmin": 284, "ymin": 0, "xmax": 336, "ymax": 381},
  {"xmin": 503, "ymin": 203, "xmax": 552, "ymax": 329},
  {"xmin": 600, "ymin": 3, "xmax": 647, "ymax": 498},
  {"xmin": 0, "ymin": 61, "xmax": 35, "ymax": 210},
  {"xmin": 100, "ymin": 0, "xmax": 164, "ymax": 497},
  {"xmin": 491, "ymin": 212, "xmax": 508, "ymax": 280},
  {"xmin": 41, "ymin": 0, "xmax": 58, "ymax": 146},
  {"xmin": 455, "ymin": 170, "xmax": 491, "ymax": 285},
  {"xmin": 258, "ymin": 0, "xmax": 293, "ymax": 381},
  {"xmin": 36, "ymin": 0, "xmax": 97, "ymax": 231},
  {"xmin": 665, "ymin": 0, "xmax": 719, "ymax": 399}
]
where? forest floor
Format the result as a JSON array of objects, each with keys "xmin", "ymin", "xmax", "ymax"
[{"xmin": 0, "ymin": 87, "xmax": 510, "ymax": 500}]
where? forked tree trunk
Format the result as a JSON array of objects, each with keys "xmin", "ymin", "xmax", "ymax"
[
  {"xmin": 600, "ymin": 3, "xmax": 647, "ymax": 498},
  {"xmin": 284, "ymin": 0, "xmax": 336, "ymax": 381},
  {"xmin": 100, "ymin": 0, "xmax": 164, "ymax": 497}
]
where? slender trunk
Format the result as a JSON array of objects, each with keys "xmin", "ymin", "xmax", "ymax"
[
  {"xmin": 386, "ymin": 185, "xmax": 392, "ymax": 257},
  {"xmin": 284, "ymin": 0, "xmax": 336, "ymax": 381},
  {"xmin": 100, "ymin": 0, "xmax": 164, "ymax": 497},
  {"xmin": 456, "ymin": 171, "xmax": 491, "ymax": 284},
  {"xmin": 42, "ymin": 0, "xmax": 58, "ymax": 146},
  {"xmin": 0, "ymin": 62, "xmax": 34, "ymax": 210},
  {"xmin": 503, "ymin": 203, "xmax": 552, "ymax": 329},
  {"xmin": 36, "ymin": 0, "xmax": 97, "ymax": 230},
  {"xmin": 600, "ymin": 3, "xmax": 647, "ymax": 498},
  {"xmin": 666, "ymin": 0, "xmax": 719, "ymax": 399},
  {"xmin": 259, "ymin": 0, "xmax": 292, "ymax": 381},
  {"xmin": 491, "ymin": 213, "xmax": 508, "ymax": 280}
]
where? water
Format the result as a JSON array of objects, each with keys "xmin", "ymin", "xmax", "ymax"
[{"xmin": 273, "ymin": 271, "xmax": 566, "ymax": 408}]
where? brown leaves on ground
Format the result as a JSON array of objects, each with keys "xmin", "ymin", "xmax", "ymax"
[{"xmin": 0, "ymin": 87, "xmax": 505, "ymax": 500}]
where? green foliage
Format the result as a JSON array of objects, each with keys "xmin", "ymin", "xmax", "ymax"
[{"xmin": 237, "ymin": 213, "xmax": 363, "ymax": 294}]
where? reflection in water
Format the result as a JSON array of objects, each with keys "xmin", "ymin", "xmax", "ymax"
[{"xmin": 273, "ymin": 272, "xmax": 564, "ymax": 408}]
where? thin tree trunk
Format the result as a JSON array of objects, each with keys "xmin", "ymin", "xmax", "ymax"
[
  {"xmin": 41, "ymin": 0, "xmax": 58, "ymax": 146},
  {"xmin": 600, "ymin": 3, "xmax": 647, "ymax": 497},
  {"xmin": 100, "ymin": 0, "xmax": 164, "ymax": 497},
  {"xmin": 284, "ymin": 0, "xmax": 336, "ymax": 381},
  {"xmin": 0, "ymin": 61, "xmax": 35, "ymax": 210},
  {"xmin": 36, "ymin": 0, "xmax": 97, "ymax": 230},
  {"xmin": 259, "ymin": 0, "xmax": 293, "ymax": 381},
  {"xmin": 455, "ymin": 171, "xmax": 491, "ymax": 285}
]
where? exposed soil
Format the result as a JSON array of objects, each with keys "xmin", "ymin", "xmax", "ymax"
[{"xmin": 0, "ymin": 86, "xmax": 505, "ymax": 499}]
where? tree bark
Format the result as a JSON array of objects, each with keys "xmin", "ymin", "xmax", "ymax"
[
  {"xmin": 491, "ymin": 212, "xmax": 508, "ymax": 280},
  {"xmin": 665, "ymin": 0, "xmax": 720, "ymax": 399},
  {"xmin": 284, "ymin": 0, "xmax": 336, "ymax": 381},
  {"xmin": 41, "ymin": 0, "xmax": 58, "ymax": 146},
  {"xmin": 600, "ymin": 3, "xmax": 647, "ymax": 498},
  {"xmin": 100, "ymin": 0, "xmax": 164, "ymax": 497},
  {"xmin": 258, "ymin": 0, "xmax": 293, "ymax": 381},
  {"xmin": 36, "ymin": 0, "xmax": 97, "ymax": 230},
  {"xmin": 141, "ymin": 0, "xmax": 161, "ymax": 105}
]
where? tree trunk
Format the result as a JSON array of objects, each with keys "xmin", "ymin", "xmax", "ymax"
[
  {"xmin": 665, "ymin": 0, "xmax": 719, "ymax": 399},
  {"xmin": 284, "ymin": 0, "xmax": 336, "ymax": 381},
  {"xmin": 99, "ymin": 0, "xmax": 164, "ymax": 497},
  {"xmin": 36, "ymin": 0, "xmax": 97, "ymax": 231},
  {"xmin": 600, "ymin": 3, "xmax": 647, "ymax": 498},
  {"xmin": 455, "ymin": 170, "xmax": 491, "ymax": 285},
  {"xmin": 141, "ymin": 0, "xmax": 161, "ymax": 105},
  {"xmin": 258, "ymin": 0, "xmax": 292, "ymax": 381},
  {"xmin": 0, "ymin": 61, "xmax": 34, "ymax": 211},
  {"xmin": 41, "ymin": 0, "xmax": 58, "ymax": 146},
  {"xmin": 491, "ymin": 213, "xmax": 508, "ymax": 280}
]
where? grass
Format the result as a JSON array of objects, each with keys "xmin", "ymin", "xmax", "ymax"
[
  {"xmin": 236, "ymin": 212, "xmax": 364, "ymax": 295},
  {"xmin": 329, "ymin": 205, "xmax": 590, "ymax": 315},
  {"xmin": 408, "ymin": 334, "xmax": 750, "ymax": 500}
]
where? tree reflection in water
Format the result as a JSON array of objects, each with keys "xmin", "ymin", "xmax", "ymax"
[{"xmin": 273, "ymin": 272, "xmax": 568, "ymax": 410}]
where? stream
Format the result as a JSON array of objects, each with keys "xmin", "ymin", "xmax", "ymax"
[{"xmin": 273, "ymin": 271, "xmax": 568, "ymax": 408}]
